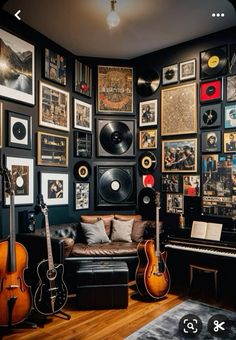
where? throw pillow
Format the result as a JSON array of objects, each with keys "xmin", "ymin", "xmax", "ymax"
[
  {"xmin": 80, "ymin": 219, "xmax": 110, "ymax": 245},
  {"xmin": 131, "ymin": 220, "xmax": 147, "ymax": 243},
  {"xmin": 110, "ymin": 219, "xmax": 133, "ymax": 242}
]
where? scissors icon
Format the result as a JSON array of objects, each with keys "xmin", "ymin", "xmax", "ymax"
[{"xmin": 214, "ymin": 320, "xmax": 225, "ymax": 332}]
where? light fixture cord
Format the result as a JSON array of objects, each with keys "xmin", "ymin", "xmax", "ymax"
[{"xmin": 111, "ymin": 0, "xmax": 116, "ymax": 11}]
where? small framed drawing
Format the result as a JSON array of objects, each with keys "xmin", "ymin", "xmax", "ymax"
[
  {"xmin": 0, "ymin": 29, "xmax": 35, "ymax": 105},
  {"xmin": 40, "ymin": 172, "xmax": 68, "ymax": 206},
  {"xmin": 162, "ymin": 64, "xmax": 178, "ymax": 85},
  {"xmin": 5, "ymin": 156, "xmax": 34, "ymax": 205},
  {"xmin": 201, "ymin": 130, "xmax": 221, "ymax": 153},
  {"xmin": 224, "ymin": 132, "xmax": 236, "ymax": 153},
  {"xmin": 75, "ymin": 182, "xmax": 89, "ymax": 210},
  {"xmin": 74, "ymin": 131, "xmax": 92, "ymax": 158},
  {"xmin": 37, "ymin": 131, "xmax": 68, "ymax": 167},
  {"xmin": 183, "ymin": 175, "xmax": 200, "ymax": 196},
  {"xmin": 161, "ymin": 174, "xmax": 180, "ymax": 192},
  {"xmin": 166, "ymin": 193, "xmax": 184, "ymax": 214},
  {"xmin": 75, "ymin": 60, "xmax": 92, "ymax": 97},
  {"xmin": 179, "ymin": 59, "xmax": 196, "ymax": 81},
  {"xmin": 139, "ymin": 99, "xmax": 157, "ymax": 127},
  {"xmin": 162, "ymin": 138, "xmax": 197, "ymax": 173},
  {"xmin": 74, "ymin": 98, "xmax": 92, "ymax": 131},
  {"xmin": 7, "ymin": 111, "xmax": 32, "ymax": 149},
  {"xmin": 200, "ymin": 79, "xmax": 222, "ymax": 103},
  {"xmin": 0, "ymin": 102, "xmax": 3, "ymax": 148},
  {"xmin": 44, "ymin": 48, "xmax": 66, "ymax": 86},
  {"xmin": 226, "ymin": 75, "xmax": 236, "ymax": 102},
  {"xmin": 39, "ymin": 81, "xmax": 70, "ymax": 132},
  {"xmin": 139, "ymin": 129, "xmax": 157, "ymax": 149},
  {"xmin": 200, "ymin": 103, "xmax": 222, "ymax": 128},
  {"xmin": 225, "ymin": 104, "xmax": 236, "ymax": 128}
]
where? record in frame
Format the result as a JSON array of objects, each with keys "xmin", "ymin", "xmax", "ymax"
[
  {"xmin": 139, "ymin": 99, "xmax": 157, "ymax": 127},
  {"xmin": 200, "ymin": 79, "xmax": 222, "ymax": 103},
  {"xmin": 162, "ymin": 64, "xmax": 178, "ymax": 85},
  {"xmin": 44, "ymin": 48, "xmax": 66, "ymax": 86},
  {"xmin": 179, "ymin": 59, "xmax": 196, "ymax": 81},
  {"xmin": 74, "ymin": 98, "xmax": 92, "ymax": 131},
  {"xmin": 139, "ymin": 129, "xmax": 157, "ymax": 150},
  {"xmin": 0, "ymin": 28, "xmax": 35, "ymax": 105},
  {"xmin": 75, "ymin": 182, "xmax": 89, "ymax": 210},
  {"xmin": 75, "ymin": 60, "xmax": 92, "ymax": 97},
  {"xmin": 200, "ymin": 103, "xmax": 222, "ymax": 128},
  {"xmin": 200, "ymin": 45, "xmax": 228, "ymax": 79},
  {"xmin": 37, "ymin": 131, "xmax": 68, "ymax": 167},
  {"xmin": 7, "ymin": 111, "xmax": 32, "ymax": 150},
  {"xmin": 74, "ymin": 131, "xmax": 92, "ymax": 158},
  {"xmin": 40, "ymin": 172, "xmax": 68, "ymax": 206},
  {"xmin": 225, "ymin": 104, "xmax": 236, "ymax": 129}
]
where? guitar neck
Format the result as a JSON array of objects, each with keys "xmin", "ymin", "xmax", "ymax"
[
  {"xmin": 156, "ymin": 206, "xmax": 160, "ymax": 257},
  {"xmin": 44, "ymin": 212, "xmax": 54, "ymax": 270},
  {"xmin": 9, "ymin": 191, "xmax": 16, "ymax": 272}
]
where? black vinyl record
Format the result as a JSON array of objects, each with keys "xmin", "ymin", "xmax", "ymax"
[
  {"xmin": 99, "ymin": 168, "xmax": 132, "ymax": 203},
  {"xmin": 13, "ymin": 122, "xmax": 26, "ymax": 140},
  {"xmin": 137, "ymin": 69, "xmax": 160, "ymax": 97},
  {"xmin": 138, "ymin": 151, "xmax": 157, "ymax": 174},
  {"xmin": 73, "ymin": 161, "xmax": 91, "ymax": 180},
  {"xmin": 200, "ymin": 46, "xmax": 228, "ymax": 79},
  {"xmin": 100, "ymin": 121, "xmax": 132, "ymax": 155},
  {"xmin": 138, "ymin": 187, "xmax": 156, "ymax": 211}
]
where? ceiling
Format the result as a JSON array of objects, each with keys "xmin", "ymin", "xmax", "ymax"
[{"xmin": 3, "ymin": 0, "xmax": 236, "ymax": 59}]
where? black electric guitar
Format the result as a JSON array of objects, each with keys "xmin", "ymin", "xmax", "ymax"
[{"xmin": 34, "ymin": 194, "xmax": 68, "ymax": 315}]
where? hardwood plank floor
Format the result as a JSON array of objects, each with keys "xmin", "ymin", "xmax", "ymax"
[{"xmin": 0, "ymin": 286, "xmax": 235, "ymax": 340}]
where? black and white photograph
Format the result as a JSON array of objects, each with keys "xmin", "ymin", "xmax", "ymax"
[
  {"xmin": 161, "ymin": 174, "xmax": 180, "ymax": 192},
  {"xmin": 0, "ymin": 28, "xmax": 35, "ymax": 105},
  {"xmin": 227, "ymin": 74, "xmax": 236, "ymax": 102},
  {"xmin": 166, "ymin": 193, "xmax": 184, "ymax": 213},
  {"xmin": 225, "ymin": 104, "xmax": 236, "ymax": 129},
  {"xmin": 201, "ymin": 130, "xmax": 221, "ymax": 153},
  {"xmin": 74, "ymin": 99, "xmax": 92, "ymax": 131},
  {"xmin": 139, "ymin": 99, "xmax": 157, "ymax": 127},
  {"xmin": 74, "ymin": 131, "xmax": 92, "ymax": 158},
  {"xmin": 179, "ymin": 59, "xmax": 196, "ymax": 81},
  {"xmin": 162, "ymin": 64, "xmax": 178, "ymax": 85},
  {"xmin": 45, "ymin": 48, "xmax": 66, "ymax": 85},
  {"xmin": 41, "ymin": 172, "xmax": 68, "ymax": 206},
  {"xmin": 75, "ymin": 182, "xmax": 89, "ymax": 210},
  {"xmin": 7, "ymin": 111, "xmax": 32, "ymax": 149}
]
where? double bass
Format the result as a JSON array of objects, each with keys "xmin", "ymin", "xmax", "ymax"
[
  {"xmin": 0, "ymin": 168, "xmax": 32, "ymax": 327},
  {"xmin": 136, "ymin": 192, "xmax": 170, "ymax": 299}
]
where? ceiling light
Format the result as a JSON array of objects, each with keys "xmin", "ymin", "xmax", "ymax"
[{"xmin": 107, "ymin": 0, "xmax": 120, "ymax": 29}]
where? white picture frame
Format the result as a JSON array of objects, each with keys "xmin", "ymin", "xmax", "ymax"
[
  {"xmin": 139, "ymin": 99, "xmax": 158, "ymax": 127},
  {"xmin": 179, "ymin": 59, "xmax": 196, "ymax": 81},
  {"xmin": 40, "ymin": 172, "xmax": 69, "ymax": 206},
  {"xmin": 74, "ymin": 98, "xmax": 92, "ymax": 131}
]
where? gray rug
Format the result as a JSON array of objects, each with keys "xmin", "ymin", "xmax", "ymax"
[{"xmin": 125, "ymin": 299, "xmax": 236, "ymax": 339}]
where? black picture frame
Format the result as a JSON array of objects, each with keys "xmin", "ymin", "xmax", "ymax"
[
  {"xmin": 74, "ymin": 131, "xmax": 92, "ymax": 158},
  {"xmin": 75, "ymin": 182, "xmax": 90, "ymax": 210},
  {"xmin": 44, "ymin": 48, "xmax": 66, "ymax": 86},
  {"xmin": 161, "ymin": 174, "xmax": 180, "ymax": 192},
  {"xmin": 200, "ymin": 103, "xmax": 222, "ymax": 129},
  {"xmin": 7, "ymin": 111, "xmax": 32, "ymax": 150},
  {"xmin": 200, "ymin": 45, "xmax": 228, "ymax": 79},
  {"xmin": 201, "ymin": 130, "xmax": 221, "ymax": 153},
  {"xmin": 75, "ymin": 60, "xmax": 92, "ymax": 97}
]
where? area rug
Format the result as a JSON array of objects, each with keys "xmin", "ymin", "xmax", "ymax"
[{"xmin": 125, "ymin": 299, "xmax": 236, "ymax": 339}]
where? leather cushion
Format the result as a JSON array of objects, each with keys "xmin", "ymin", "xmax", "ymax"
[
  {"xmin": 62, "ymin": 237, "xmax": 75, "ymax": 257},
  {"xmin": 131, "ymin": 220, "xmax": 148, "ymax": 243},
  {"xmin": 114, "ymin": 214, "xmax": 142, "ymax": 221},
  {"xmin": 34, "ymin": 223, "xmax": 78, "ymax": 240}
]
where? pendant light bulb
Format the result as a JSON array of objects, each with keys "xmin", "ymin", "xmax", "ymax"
[{"xmin": 107, "ymin": 0, "xmax": 120, "ymax": 28}]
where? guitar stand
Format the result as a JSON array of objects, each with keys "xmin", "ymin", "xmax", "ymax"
[{"xmin": 54, "ymin": 310, "xmax": 71, "ymax": 320}]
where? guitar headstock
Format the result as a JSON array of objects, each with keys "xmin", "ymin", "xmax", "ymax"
[
  {"xmin": 155, "ymin": 191, "xmax": 161, "ymax": 208},
  {"xmin": 38, "ymin": 194, "xmax": 48, "ymax": 216}
]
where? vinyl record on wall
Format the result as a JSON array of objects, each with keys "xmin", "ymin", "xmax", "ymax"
[
  {"xmin": 162, "ymin": 64, "xmax": 178, "ymax": 85},
  {"xmin": 96, "ymin": 119, "xmax": 135, "ymax": 157},
  {"xmin": 143, "ymin": 174, "xmax": 155, "ymax": 188},
  {"xmin": 73, "ymin": 161, "xmax": 91, "ymax": 180},
  {"xmin": 200, "ymin": 103, "xmax": 222, "ymax": 128},
  {"xmin": 138, "ymin": 151, "xmax": 157, "ymax": 174},
  {"xmin": 136, "ymin": 69, "xmax": 160, "ymax": 97},
  {"xmin": 200, "ymin": 79, "xmax": 222, "ymax": 103},
  {"xmin": 138, "ymin": 187, "xmax": 156, "ymax": 212},
  {"xmin": 200, "ymin": 45, "xmax": 228, "ymax": 79}
]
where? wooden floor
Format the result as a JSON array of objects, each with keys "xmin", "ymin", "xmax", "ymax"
[{"xmin": 0, "ymin": 286, "xmax": 235, "ymax": 340}]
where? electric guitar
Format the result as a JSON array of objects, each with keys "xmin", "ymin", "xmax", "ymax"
[
  {"xmin": 135, "ymin": 192, "xmax": 171, "ymax": 299},
  {"xmin": 34, "ymin": 194, "xmax": 68, "ymax": 315}
]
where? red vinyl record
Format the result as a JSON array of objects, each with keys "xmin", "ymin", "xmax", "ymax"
[
  {"xmin": 200, "ymin": 79, "xmax": 222, "ymax": 103},
  {"xmin": 143, "ymin": 174, "xmax": 155, "ymax": 187}
]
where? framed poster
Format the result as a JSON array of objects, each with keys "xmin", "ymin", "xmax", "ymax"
[
  {"xmin": 139, "ymin": 99, "xmax": 157, "ymax": 127},
  {"xmin": 75, "ymin": 60, "xmax": 92, "ymax": 97},
  {"xmin": 39, "ymin": 81, "xmax": 70, "ymax": 132},
  {"xmin": 200, "ymin": 103, "xmax": 222, "ymax": 129},
  {"xmin": 0, "ymin": 29, "xmax": 35, "ymax": 105},
  {"xmin": 200, "ymin": 79, "xmax": 222, "ymax": 103},
  {"xmin": 74, "ymin": 99, "xmax": 92, "ymax": 131},
  {"xmin": 139, "ymin": 129, "xmax": 157, "ymax": 150},
  {"xmin": 166, "ymin": 193, "xmax": 184, "ymax": 213},
  {"xmin": 162, "ymin": 64, "xmax": 178, "ymax": 85},
  {"xmin": 161, "ymin": 174, "xmax": 180, "ymax": 192},
  {"xmin": 161, "ymin": 83, "xmax": 197, "ymax": 136},
  {"xmin": 227, "ymin": 75, "xmax": 236, "ymax": 102},
  {"xmin": 40, "ymin": 172, "xmax": 68, "ymax": 206},
  {"xmin": 44, "ymin": 48, "xmax": 66, "ymax": 85},
  {"xmin": 37, "ymin": 131, "xmax": 68, "ymax": 167},
  {"xmin": 74, "ymin": 131, "xmax": 92, "ymax": 158},
  {"xmin": 75, "ymin": 182, "xmax": 89, "ymax": 210},
  {"xmin": 5, "ymin": 156, "xmax": 34, "ymax": 205},
  {"xmin": 162, "ymin": 138, "xmax": 197, "ymax": 173},
  {"xmin": 201, "ymin": 130, "xmax": 221, "ymax": 153},
  {"xmin": 225, "ymin": 104, "xmax": 236, "ymax": 129},
  {"xmin": 183, "ymin": 175, "xmax": 200, "ymax": 196},
  {"xmin": 7, "ymin": 111, "xmax": 32, "ymax": 149},
  {"xmin": 224, "ymin": 132, "xmax": 236, "ymax": 153},
  {"xmin": 0, "ymin": 102, "xmax": 2, "ymax": 148},
  {"xmin": 97, "ymin": 65, "xmax": 133, "ymax": 113},
  {"xmin": 179, "ymin": 59, "xmax": 196, "ymax": 81}
]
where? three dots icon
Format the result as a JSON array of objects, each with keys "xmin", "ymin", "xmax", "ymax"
[{"xmin": 212, "ymin": 13, "xmax": 225, "ymax": 17}]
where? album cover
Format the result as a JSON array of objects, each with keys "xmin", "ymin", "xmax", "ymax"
[
  {"xmin": 201, "ymin": 130, "xmax": 221, "ymax": 153},
  {"xmin": 200, "ymin": 79, "xmax": 222, "ymax": 103},
  {"xmin": 200, "ymin": 103, "xmax": 222, "ymax": 128},
  {"xmin": 161, "ymin": 174, "xmax": 180, "ymax": 192}
]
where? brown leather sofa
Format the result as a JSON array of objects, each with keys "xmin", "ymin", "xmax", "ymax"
[{"xmin": 17, "ymin": 214, "xmax": 157, "ymax": 293}]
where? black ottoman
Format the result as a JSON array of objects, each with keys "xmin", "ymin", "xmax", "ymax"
[{"xmin": 76, "ymin": 261, "xmax": 129, "ymax": 309}]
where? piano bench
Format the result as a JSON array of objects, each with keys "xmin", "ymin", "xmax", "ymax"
[{"xmin": 189, "ymin": 264, "xmax": 218, "ymax": 299}]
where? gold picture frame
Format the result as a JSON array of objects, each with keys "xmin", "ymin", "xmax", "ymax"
[
  {"xmin": 161, "ymin": 83, "xmax": 197, "ymax": 136},
  {"xmin": 97, "ymin": 65, "xmax": 133, "ymax": 113},
  {"xmin": 139, "ymin": 129, "xmax": 157, "ymax": 149},
  {"xmin": 224, "ymin": 132, "xmax": 236, "ymax": 153}
]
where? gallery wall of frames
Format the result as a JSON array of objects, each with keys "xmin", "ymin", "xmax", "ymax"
[{"xmin": 0, "ymin": 9, "xmax": 236, "ymax": 237}]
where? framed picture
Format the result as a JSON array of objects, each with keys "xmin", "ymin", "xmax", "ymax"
[
  {"xmin": 39, "ymin": 81, "xmax": 70, "ymax": 132},
  {"xmin": 162, "ymin": 138, "xmax": 197, "ymax": 173},
  {"xmin": 7, "ymin": 111, "xmax": 32, "ymax": 149},
  {"xmin": 74, "ymin": 131, "xmax": 92, "ymax": 158},
  {"xmin": 179, "ymin": 59, "xmax": 196, "ymax": 81},
  {"xmin": 37, "ymin": 131, "xmax": 68, "ymax": 167},
  {"xmin": 227, "ymin": 75, "xmax": 236, "ymax": 102},
  {"xmin": 40, "ymin": 172, "xmax": 68, "ymax": 206},
  {"xmin": 139, "ymin": 129, "xmax": 157, "ymax": 149},
  {"xmin": 5, "ymin": 156, "xmax": 34, "ymax": 205},
  {"xmin": 230, "ymin": 44, "xmax": 236, "ymax": 74},
  {"xmin": 200, "ymin": 46, "xmax": 228, "ymax": 79},
  {"xmin": 75, "ymin": 182, "xmax": 89, "ymax": 210},
  {"xmin": 225, "ymin": 104, "xmax": 236, "ymax": 129},
  {"xmin": 0, "ymin": 102, "xmax": 2, "ymax": 148},
  {"xmin": 183, "ymin": 175, "xmax": 200, "ymax": 196},
  {"xmin": 74, "ymin": 99, "xmax": 92, "ymax": 131},
  {"xmin": 200, "ymin": 103, "xmax": 222, "ymax": 128},
  {"xmin": 161, "ymin": 83, "xmax": 197, "ymax": 136},
  {"xmin": 97, "ymin": 65, "xmax": 133, "ymax": 113},
  {"xmin": 166, "ymin": 193, "xmax": 184, "ymax": 214},
  {"xmin": 224, "ymin": 132, "xmax": 236, "ymax": 153},
  {"xmin": 162, "ymin": 64, "xmax": 178, "ymax": 85},
  {"xmin": 161, "ymin": 174, "xmax": 180, "ymax": 192},
  {"xmin": 75, "ymin": 60, "xmax": 92, "ymax": 97},
  {"xmin": 200, "ymin": 79, "xmax": 222, "ymax": 103},
  {"xmin": 139, "ymin": 99, "xmax": 157, "ymax": 127},
  {"xmin": 0, "ymin": 28, "xmax": 35, "ymax": 105},
  {"xmin": 201, "ymin": 130, "xmax": 221, "ymax": 153},
  {"xmin": 44, "ymin": 48, "xmax": 66, "ymax": 85}
]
